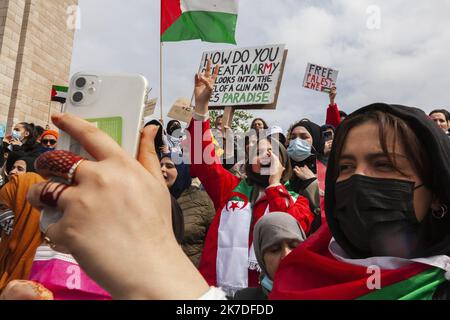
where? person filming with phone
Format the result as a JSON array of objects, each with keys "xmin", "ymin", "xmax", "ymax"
[{"xmin": 320, "ymin": 125, "xmax": 335, "ymax": 165}]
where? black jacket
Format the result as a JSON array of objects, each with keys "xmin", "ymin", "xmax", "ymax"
[{"xmin": 233, "ymin": 286, "xmax": 268, "ymax": 300}]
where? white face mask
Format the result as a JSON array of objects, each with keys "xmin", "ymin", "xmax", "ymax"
[{"xmin": 287, "ymin": 138, "xmax": 312, "ymax": 162}]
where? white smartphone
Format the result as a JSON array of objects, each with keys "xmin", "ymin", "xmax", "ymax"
[{"xmin": 59, "ymin": 72, "xmax": 149, "ymax": 159}]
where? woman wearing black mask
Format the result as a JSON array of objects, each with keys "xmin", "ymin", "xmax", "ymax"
[{"xmin": 271, "ymin": 103, "xmax": 450, "ymax": 300}]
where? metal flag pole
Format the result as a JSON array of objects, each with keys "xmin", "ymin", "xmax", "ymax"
[{"xmin": 160, "ymin": 41, "xmax": 164, "ymax": 123}]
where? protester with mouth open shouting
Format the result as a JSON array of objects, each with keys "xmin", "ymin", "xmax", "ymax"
[{"xmin": 186, "ymin": 60, "xmax": 314, "ymax": 296}]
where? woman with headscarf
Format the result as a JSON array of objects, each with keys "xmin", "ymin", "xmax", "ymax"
[
  {"xmin": 0, "ymin": 173, "xmax": 110, "ymax": 299},
  {"xmin": 234, "ymin": 212, "xmax": 306, "ymax": 300},
  {"xmin": 271, "ymin": 103, "xmax": 450, "ymax": 300},
  {"xmin": 160, "ymin": 154, "xmax": 215, "ymax": 266},
  {"xmin": 286, "ymin": 119, "xmax": 326, "ymax": 232},
  {"xmin": 188, "ymin": 60, "xmax": 314, "ymax": 296}
]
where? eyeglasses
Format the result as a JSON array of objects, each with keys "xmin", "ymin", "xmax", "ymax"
[{"xmin": 42, "ymin": 139, "xmax": 57, "ymax": 146}]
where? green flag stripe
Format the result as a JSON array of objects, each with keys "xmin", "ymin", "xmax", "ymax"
[
  {"xmin": 53, "ymin": 85, "xmax": 68, "ymax": 92},
  {"xmin": 358, "ymin": 267, "xmax": 446, "ymax": 300},
  {"xmin": 231, "ymin": 180, "xmax": 253, "ymax": 200},
  {"xmin": 161, "ymin": 11, "xmax": 237, "ymax": 44}
]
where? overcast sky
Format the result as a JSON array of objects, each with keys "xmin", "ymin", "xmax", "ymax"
[{"xmin": 70, "ymin": 0, "xmax": 450, "ymax": 131}]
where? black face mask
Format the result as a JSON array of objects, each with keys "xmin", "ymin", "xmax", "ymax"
[{"xmin": 334, "ymin": 175, "xmax": 425, "ymax": 259}]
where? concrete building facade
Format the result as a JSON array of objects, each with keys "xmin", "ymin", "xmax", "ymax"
[{"xmin": 0, "ymin": 0, "xmax": 77, "ymax": 131}]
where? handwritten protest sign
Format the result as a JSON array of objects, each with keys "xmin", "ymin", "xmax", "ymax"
[
  {"xmin": 199, "ymin": 44, "xmax": 287, "ymax": 110},
  {"xmin": 303, "ymin": 63, "xmax": 339, "ymax": 93},
  {"xmin": 143, "ymin": 98, "xmax": 158, "ymax": 118},
  {"xmin": 167, "ymin": 98, "xmax": 194, "ymax": 123}
]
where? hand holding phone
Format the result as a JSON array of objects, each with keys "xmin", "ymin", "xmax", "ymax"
[{"xmin": 59, "ymin": 72, "xmax": 148, "ymax": 159}]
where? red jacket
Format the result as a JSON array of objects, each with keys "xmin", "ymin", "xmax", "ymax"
[
  {"xmin": 188, "ymin": 118, "xmax": 314, "ymax": 292},
  {"xmin": 326, "ymin": 103, "xmax": 341, "ymax": 128}
]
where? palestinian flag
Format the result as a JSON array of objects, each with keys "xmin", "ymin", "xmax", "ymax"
[
  {"xmin": 51, "ymin": 85, "xmax": 68, "ymax": 103},
  {"xmin": 161, "ymin": 0, "xmax": 238, "ymax": 44},
  {"xmin": 270, "ymin": 225, "xmax": 447, "ymax": 300}
]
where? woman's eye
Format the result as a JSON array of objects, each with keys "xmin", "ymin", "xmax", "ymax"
[
  {"xmin": 289, "ymin": 241, "xmax": 300, "ymax": 249},
  {"xmin": 375, "ymin": 161, "xmax": 394, "ymax": 170},
  {"xmin": 338, "ymin": 164, "xmax": 354, "ymax": 172},
  {"xmin": 268, "ymin": 246, "xmax": 280, "ymax": 253}
]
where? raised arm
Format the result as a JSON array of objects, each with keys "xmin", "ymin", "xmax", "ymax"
[
  {"xmin": 325, "ymin": 87, "xmax": 341, "ymax": 128},
  {"xmin": 188, "ymin": 60, "xmax": 239, "ymax": 209}
]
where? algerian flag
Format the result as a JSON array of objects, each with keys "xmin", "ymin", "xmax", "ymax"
[
  {"xmin": 51, "ymin": 85, "xmax": 68, "ymax": 103},
  {"xmin": 161, "ymin": 0, "xmax": 238, "ymax": 44}
]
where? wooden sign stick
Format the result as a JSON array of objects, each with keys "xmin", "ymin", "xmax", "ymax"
[{"xmin": 222, "ymin": 106, "xmax": 235, "ymax": 130}]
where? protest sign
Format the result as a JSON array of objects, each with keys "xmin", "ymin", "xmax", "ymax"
[
  {"xmin": 303, "ymin": 63, "xmax": 339, "ymax": 93},
  {"xmin": 199, "ymin": 44, "xmax": 287, "ymax": 110},
  {"xmin": 167, "ymin": 98, "xmax": 194, "ymax": 123},
  {"xmin": 142, "ymin": 97, "xmax": 158, "ymax": 125},
  {"xmin": 143, "ymin": 98, "xmax": 158, "ymax": 118}
]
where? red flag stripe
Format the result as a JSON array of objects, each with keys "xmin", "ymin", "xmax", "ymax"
[
  {"xmin": 161, "ymin": 0, "xmax": 182, "ymax": 36},
  {"xmin": 270, "ymin": 225, "xmax": 430, "ymax": 300}
]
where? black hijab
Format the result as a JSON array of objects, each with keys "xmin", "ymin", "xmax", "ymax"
[
  {"xmin": 325, "ymin": 103, "xmax": 450, "ymax": 259},
  {"xmin": 144, "ymin": 120, "xmax": 165, "ymax": 154},
  {"xmin": 288, "ymin": 119, "xmax": 324, "ymax": 155}
]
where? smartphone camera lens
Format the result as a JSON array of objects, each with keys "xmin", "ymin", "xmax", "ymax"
[
  {"xmin": 75, "ymin": 77, "xmax": 87, "ymax": 88},
  {"xmin": 72, "ymin": 91, "xmax": 84, "ymax": 103}
]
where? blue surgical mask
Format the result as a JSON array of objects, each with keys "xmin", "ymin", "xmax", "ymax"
[
  {"xmin": 11, "ymin": 130, "xmax": 22, "ymax": 141},
  {"xmin": 287, "ymin": 138, "xmax": 312, "ymax": 162},
  {"xmin": 261, "ymin": 275, "xmax": 273, "ymax": 292}
]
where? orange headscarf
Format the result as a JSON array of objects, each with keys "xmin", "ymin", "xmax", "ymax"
[
  {"xmin": 40, "ymin": 129, "xmax": 59, "ymax": 140},
  {"xmin": 0, "ymin": 173, "xmax": 45, "ymax": 292}
]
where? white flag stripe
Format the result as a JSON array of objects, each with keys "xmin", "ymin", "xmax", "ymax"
[
  {"xmin": 181, "ymin": 0, "xmax": 238, "ymax": 15},
  {"xmin": 57, "ymin": 91, "xmax": 68, "ymax": 98}
]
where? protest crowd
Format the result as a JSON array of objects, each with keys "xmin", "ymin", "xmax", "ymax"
[
  {"xmin": 0, "ymin": 0, "xmax": 450, "ymax": 301},
  {"xmin": 0, "ymin": 58, "xmax": 450, "ymax": 301}
]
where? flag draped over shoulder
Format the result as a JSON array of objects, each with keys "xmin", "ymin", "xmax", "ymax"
[
  {"xmin": 270, "ymin": 225, "xmax": 447, "ymax": 300},
  {"xmin": 161, "ymin": 0, "xmax": 238, "ymax": 44}
]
